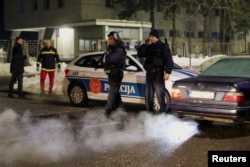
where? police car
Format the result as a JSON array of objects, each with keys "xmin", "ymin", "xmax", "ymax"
[{"xmin": 63, "ymin": 50, "xmax": 196, "ymax": 111}]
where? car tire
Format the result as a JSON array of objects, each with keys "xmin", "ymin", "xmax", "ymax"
[
  {"xmin": 68, "ymin": 83, "xmax": 88, "ymax": 107},
  {"xmin": 153, "ymin": 90, "xmax": 171, "ymax": 112}
]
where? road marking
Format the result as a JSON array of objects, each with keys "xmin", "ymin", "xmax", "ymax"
[{"xmin": 84, "ymin": 122, "xmax": 123, "ymax": 128}]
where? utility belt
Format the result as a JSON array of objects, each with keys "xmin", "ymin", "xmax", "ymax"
[
  {"xmin": 146, "ymin": 69, "xmax": 162, "ymax": 73},
  {"xmin": 105, "ymin": 69, "xmax": 123, "ymax": 75},
  {"xmin": 144, "ymin": 63, "xmax": 163, "ymax": 73}
]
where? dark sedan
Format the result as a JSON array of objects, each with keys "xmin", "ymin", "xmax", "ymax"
[{"xmin": 170, "ymin": 56, "xmax": 250, "ymax": 124}]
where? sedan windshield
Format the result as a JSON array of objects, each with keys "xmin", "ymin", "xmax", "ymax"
[{"xmin": 200, "ymin": 58, "xmax": 250, "ymax": 78}]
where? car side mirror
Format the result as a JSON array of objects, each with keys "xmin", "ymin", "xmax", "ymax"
[{"xmin": 126, "ymin": 65, "xmax": 138, "ymax": 72}]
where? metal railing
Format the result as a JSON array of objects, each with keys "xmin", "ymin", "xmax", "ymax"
[
  {"xmin": 0, "ymin": 40, "xmax": 10, "ymax": 62},
  {"xmin": 1, "ymin": 39, "xmax": 249, "ymax": 63},
  {"xmin": 0, "ymin": 40, "xmax": 40, "ymax": 63},
  {"xmin": 175, "ymin": 41, "xmax": 248, "ymax": 57}
]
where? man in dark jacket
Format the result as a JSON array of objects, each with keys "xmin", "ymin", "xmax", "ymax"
[
  {"xmin": 138, "ymin": 29, "xmax": 173, "ymax": 113},
  {"xmin": 8, "ymin": 37, "xmax": 29, "ymax": 98},
  {"xmin": 37, "ymin": 40, "xmax": 61, "ymax": 95},
  {"xmin": 103, "ymin": 31, "xmax": 126, "ymax": 118}
]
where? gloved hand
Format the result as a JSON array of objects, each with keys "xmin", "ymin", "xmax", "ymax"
[
  {"xmin": 36, "ymin": 66, "xmax": 40, "ymax": 72},
  {"xmin": 57, "ymin": 68, "xmax": 61, "ymax": 73}
]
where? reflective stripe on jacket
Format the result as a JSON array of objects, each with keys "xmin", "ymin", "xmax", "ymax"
[{"xmin": 37, "ymin": 47, "xmax": 61, "ymax": 70}]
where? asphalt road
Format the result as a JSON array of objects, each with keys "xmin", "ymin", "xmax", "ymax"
[{"xmin": 0, "ymin": 77, "xmax": 250, "ymax": 167}]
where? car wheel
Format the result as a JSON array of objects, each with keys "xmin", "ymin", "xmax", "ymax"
[
  {"xmin": 68, "ymin": 84, "xmax": 88, "ymax": 107},
  {"xmin": 153, "ymin": 90, "xmax": 171, "ymax": 112}
]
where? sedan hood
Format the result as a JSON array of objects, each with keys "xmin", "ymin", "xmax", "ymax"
[
  {"xmin": 178, "ymin": 75, "xmax": 250, "ymax": 83},
  {"xmin": 174, "ymin": 76, "xmax": 250, "ymax": 91}
]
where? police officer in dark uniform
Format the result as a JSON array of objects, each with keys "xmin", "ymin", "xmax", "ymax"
[
  {"xmin": 8, "ymin": 37, "xmax": 29, "ymax": 98},
  {"xmin": 138, "ymin": 29, "xmax": 173, "ymax": 113},
  {"xmin": 103, "ymin": 31, "xmax": 126, "ymax": 118}
]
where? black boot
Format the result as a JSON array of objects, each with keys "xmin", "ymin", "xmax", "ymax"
[
  {"xmin": 8, "ymin": 94, "xmax": 14, "ymax": 98},
  {"xmin": 104, "ymin": 109, "xmax": 112, "ymax": 118}
]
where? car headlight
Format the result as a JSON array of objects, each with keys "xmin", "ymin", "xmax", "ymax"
[{"xmin": 171, "ymin": 88, "xmax": 183, "ymax": 99}]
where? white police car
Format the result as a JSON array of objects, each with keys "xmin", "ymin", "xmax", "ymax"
[{"xmin": 63, "ymin": 50, "xmax": 196, "ymax": 111}]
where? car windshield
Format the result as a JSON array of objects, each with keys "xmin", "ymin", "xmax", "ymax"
[{"xmin": 200, "ymin": 58, "xmax": 250, "ymax": 77}]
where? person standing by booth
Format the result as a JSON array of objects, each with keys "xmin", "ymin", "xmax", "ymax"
[{"xmin": 8, "ymin": 37, "xmax": 29, "ymax": 98}]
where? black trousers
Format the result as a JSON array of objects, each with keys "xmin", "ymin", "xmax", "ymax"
[
  {"xmin": 146, "ymin": 71, "xmax": 166, "ymax": 112},
  {"xmin": 106, "ymin": 71, "xmax": 123, "ymax": 112},
  {"xmin": 8, "ymin": 72, "xmax": 23, "ymax": 95}
]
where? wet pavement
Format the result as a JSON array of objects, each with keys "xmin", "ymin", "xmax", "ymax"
[{"xmin": 0, "ymin": 77, "xmax": 250, "ymax": 167}]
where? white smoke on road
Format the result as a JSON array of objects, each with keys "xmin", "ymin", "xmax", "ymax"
[
  {"xmin": 0, "ymin": 109, "xmax": 76, "ymax": 165},
  {"xmin": 0, "ymin": 108, "xmax": 199, "ymax": 165}
]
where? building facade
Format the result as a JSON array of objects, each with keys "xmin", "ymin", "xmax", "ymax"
[
  {"xmin": 3, "ymin": 0, "xmax": 151, "ymax": 59},
  {"xmin": 2, "ymin": 0, "xmax": 249, "ymax": 59}
]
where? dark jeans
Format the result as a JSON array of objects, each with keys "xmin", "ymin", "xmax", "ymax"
[
  {"xmin": 106, "ymin": 71, "xmax": 123, "ymax": 112},
  {"xmin": 146, "ymin": 71, "xmax": 166, "ymax": 112},
  {"xmin": 8, "ymin": 72, "xmax": 23, "ymax": 95}
]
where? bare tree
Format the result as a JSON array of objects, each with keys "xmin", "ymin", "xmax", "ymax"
[
  {"xmin": 187, "ymin": 0, "xmax": 249, "ymax": 54},
  {"xmin": 164, "ymin": 0, "xmax": 182, "ymax": 55},
  {"xmin": 115, "ymin": 0, "xmax": 156, "ymax": 29},
  {"xmin": 115, "ymin": 0, "xmax": 250, "ymax": 54}
]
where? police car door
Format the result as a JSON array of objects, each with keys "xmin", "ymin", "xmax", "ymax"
[
  {"xmin": 84, "ymin": 54, "xmax": 108, "ymax": 100},
  {"xmin": 122, "ymin": 56, "xmax": 146, "ymax": 104}
]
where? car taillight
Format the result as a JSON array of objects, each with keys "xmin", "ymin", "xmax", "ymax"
[
  {"xmin": 171, "ymin": 89, "xmax": 183, "ymax": 99},
  {"xmin": 223, "ymin": 92, "xmax": 245, "ymax": 102},
  {"xmin": 64, "ymin": 69, "xmax": 69, "ymax": 76}
]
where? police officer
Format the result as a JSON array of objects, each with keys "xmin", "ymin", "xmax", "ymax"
[
  {"xmin": 138, "ymin": 29, "xmax": 173, "ymax": 113},
  {"xmin": 8, "ymin": 37, "xmax": 29, "ymax": 98},
  {"xmin": 103, "ymin": 31, "xmax": 126, "ymax": 118},
  {"xmin": 36, "ymin": 40, "xmax": 61, "ymax": 95}
]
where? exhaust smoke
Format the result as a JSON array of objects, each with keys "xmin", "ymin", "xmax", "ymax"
[{"xmin": 0, "ymin": 108, "xmax": 199, "ymax": 165}]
